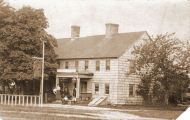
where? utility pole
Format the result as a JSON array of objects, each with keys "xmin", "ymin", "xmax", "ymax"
[
  {"xmin": 40, "ymin": 41, "xmax": 45, "ymax": 106},
  {"xmin": 32, "ymin": 39, "xmax": 45, "ymax": 106}
]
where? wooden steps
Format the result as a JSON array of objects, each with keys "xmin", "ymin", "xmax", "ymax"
[{"xmin": 88, "ymin": 96, "xmax": 107, "ymax": 107}]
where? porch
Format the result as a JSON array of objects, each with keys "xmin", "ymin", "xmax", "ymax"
[{"xmin": 56, "ymin": 69, "xmax": 93, "ymax": 103}]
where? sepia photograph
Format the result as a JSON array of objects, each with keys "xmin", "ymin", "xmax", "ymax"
[{"xmin": 0, "ymin": 0, "xmax": 190, "ymax": 119}]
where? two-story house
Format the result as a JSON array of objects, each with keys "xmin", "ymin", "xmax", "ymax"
[{"xmin": 54, "ymin": 23, "xmax": 150, "ymax": 105}]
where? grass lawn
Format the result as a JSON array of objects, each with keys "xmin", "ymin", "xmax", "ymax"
[
  {"xmin": 0, "ymin": 105, "xmax": 100, "ymax": 120},
  {"xmin": 106, "ymin": 105, "xmax": 187, "ymax": 120},
  {"xmin": 127, "ymin": 109, "xmax": 183, "ymax": 119}
]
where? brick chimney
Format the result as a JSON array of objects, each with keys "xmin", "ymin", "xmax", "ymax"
[
  {"xmin": 105, "ymin": 23, "xmax": 119, "ymax": 38},
  {"xmin": 71, "ymin": 25, "xmax": 80, "ymax": 40}
]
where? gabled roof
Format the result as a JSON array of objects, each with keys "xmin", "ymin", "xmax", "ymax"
[{"xmin": 55, "ymin": 31, "xmax": 147, "ymax": 59}]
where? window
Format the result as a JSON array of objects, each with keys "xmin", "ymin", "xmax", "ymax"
[
  {"xmin": 57, "ymin": 61, "xmax": 60, "ymax": 68},
  {"xmin": 75, "ymin": 60, "xmax": 79, "ymax": 69},
  {"xmin": 129, "ymin": 60, "xmax": 136, "ymax": 73},
  {"xmin": 129, "ymin": 84, "xmax": 135, "ymax": 96},
  {"xmin": 188, "ymin": 88, "xmax": 190, "ymax": 93},
  {"xmin": 105, "ymin": 84, "xmax": 109, "ymax": 94},
  {"xmin": 85, "ymin": 60, "xmax": 88, "ymax": 70},
  {"xmin": 81, "ymin": 82, "xmax": 87, "ymax": 93},
  {"xmin": 96, "ymin": 60, "xmax": 100, "ymax": 71},
  {"xmin": 95, "ymin": 83, "xmax": 99, "ymax": 93},
  {"xmin": 65, "ymin": 61, "xmax": 69, "ymax": 69},
  {"xmin": 106, "ymin": 60, "xmax": 110, "ymax": 70}
]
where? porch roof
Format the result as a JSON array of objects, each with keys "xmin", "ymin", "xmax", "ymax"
[{"xmin": 57, "ymin": 72, "xmax": 93, "ymax": 79}]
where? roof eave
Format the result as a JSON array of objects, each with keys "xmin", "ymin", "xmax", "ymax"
[{"xmin": 56, "ymin": 57, "xmax": 118, "ymax": 60}]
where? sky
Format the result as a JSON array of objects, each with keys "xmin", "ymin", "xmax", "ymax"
[{"xmin": 5, "ymin": 0, "xmax": 190, "ymax": 40}]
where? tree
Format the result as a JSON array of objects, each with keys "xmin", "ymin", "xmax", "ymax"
[
  {"xmin": 0, "ymin": 0, "xmax": 58, "ymax": 94},
  {"xmin": 132, "ymin": 33, "xmax": 190, "ymax": 105}
]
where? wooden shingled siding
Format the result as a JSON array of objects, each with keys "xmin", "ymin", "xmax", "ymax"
[
  {"xmin": 59, "ymin": 58, "xmax": 119, "ymax": 104},
  {"xmin": 117, "ymin": 34, "xmax": 149, "ymax": 105},
  {"xmin": 91, "ymin": 59, "xmax": 119, "ymax": 104},
  {"xmin": 118, "ymin": 49, "xmax": 143, "ymax": 105}
]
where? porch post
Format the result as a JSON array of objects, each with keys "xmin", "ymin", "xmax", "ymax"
[
  {"xmin": 76, "ymin": 78, "xmax": 80, "ymax": 98},
  {"xmin": 56, "ymin": 76, "xmax": 59, "ymax": 86}
]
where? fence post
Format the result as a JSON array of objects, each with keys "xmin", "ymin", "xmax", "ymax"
[
  {"xmin": 0, "ymin": 95, "xmax": 2, "ymax": 104},
  {"xmin": 22, "ymin": 96, "xmax": 24, "ymax": 106},
  {"xmin": 38, "ymin": 96, "xmax": 41, "ymax": 106},
  {"xmin": 18, "ymin": 95, "xmax": 21, "ymax": 105},
  {"xmin": 30, "ymin": 96, "xmax": 32, "ymax": 106},
  {"xmin": 1, "ymin": 95, "xmax": 3, "ymax": 104},
  {"xmin": 14, "ymin": 95, "xmax": 17, "ymax": 105},
  {"xmin": 11, "ymin": 95, "xmax": 14, "ymax": 105},
  {"xmin": 5, "ymin": 94, "xmax": 7, "ymax": 104},
  {"xmin": 8, "ymin": 95, "xmax": 10, "ymax": 105},
  {"xmin": 26, "ymin": 96, "xmax": 28, "ymax": 106},
  {"xmin": 34, "ymin": 96, "xmax": 37, "ymax": 106},
  {"xmin": 0, "ymin": 94, "xmax": 3, "ymax": 104},
  {"xmin": 0, "ymin": 94, "xmax": 1, "ymax": 104},
  {"xmin": 4, "ymin": 95, "xmax": 6, "ymax": 104},
  {"xmin": 3, "ymin": 94, "xmax": 4, "ymax": 104}
]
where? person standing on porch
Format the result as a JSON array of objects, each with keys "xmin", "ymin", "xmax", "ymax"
[
  {"xmin": 72, "ymin": 87, "xmax": 77, "ymax": 103},
  {"xmin": 54, "ymin": 84, "xmax": 61, "ymax": 100},
  {"xmin": 0, "ymin": 85, "xmax": 3, "ymax": 94},
  {"xmin": 61, "ymin": 87, "xmax": 70, "ymax": 104},
  {"xmin": 73, "ymin": 87, "xmax": 76, "ymax": 97}
]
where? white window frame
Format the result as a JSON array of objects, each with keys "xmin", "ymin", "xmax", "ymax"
[
  {"xmin": 129, "ymin": 84, "xmax": 135, "ymax": 97},
  {"xmin": 95, "ymin": 83, "xmax": 99, "ymax": 94}
]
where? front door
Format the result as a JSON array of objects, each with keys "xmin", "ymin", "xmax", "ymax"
[{"xmin": 80, "ymin": 81, "xmax": 87, "ymax": 93}]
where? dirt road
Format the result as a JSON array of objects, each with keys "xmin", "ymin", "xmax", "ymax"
[{"xmin": 0, "ymin": 104, "xmax": 166, "ymax": 120}]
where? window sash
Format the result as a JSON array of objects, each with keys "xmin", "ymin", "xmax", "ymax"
[
  {"xmin": 129, "ymin": 84, "xmax": 135, "ymax": 96},
  {"xmin": 106, "ymin": 60, "xmax": 110, "ymax": 70},
  {"xmin": 75, "ymin": 60, "xmax": 79, "ymax": 69},
  {"xmin": 85, "ymin": 61, "xmax": 88, "ymax": 70},
  {"xmin": 65, "ymin": 61, "xmax": 69, "ymax": 69},
  {"xmin": 57, "ymin": 61, "xmax": 60, "ymax": 68},
  {"xmin": 129, "ymin": 60, "xmax": 135, "ymax": 73},
  {"xmin": 95, "ymin": 84, "xmax": 99, "ymax": 92},
  {"xmin": 105, "ymin": 84, "xmax": 109, "ymax": 94},
  {"xmin": 96, "ymin": 60, "xmax": 100, "ymax": 71}
]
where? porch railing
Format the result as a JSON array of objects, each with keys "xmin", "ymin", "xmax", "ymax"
[
  {"xmin": 0, "ymin": 94, "xmax": 41, "ymax": 106},
  {"xmin": 80, "ymin": 93, "xmax": 92, "ymax": 101}
]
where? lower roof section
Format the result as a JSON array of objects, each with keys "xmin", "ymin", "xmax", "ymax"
[{"xmin": 57, "ymin": 69, "xmax": 93, "ymax": 79}]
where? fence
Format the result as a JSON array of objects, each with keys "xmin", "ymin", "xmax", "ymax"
[{"xmin": 0, "ymin": 94, "xmax": 41, "ymax": 106}]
